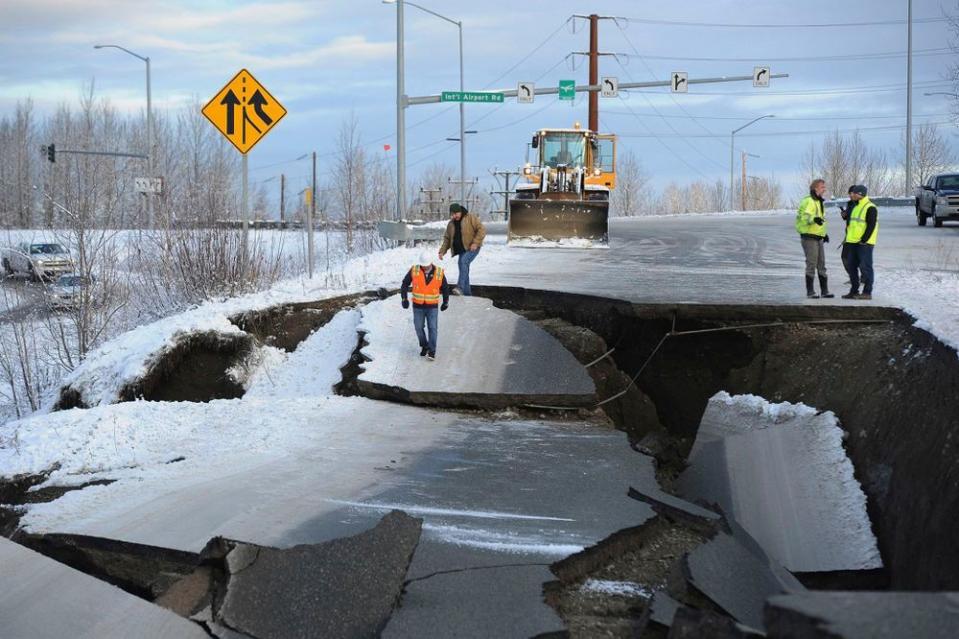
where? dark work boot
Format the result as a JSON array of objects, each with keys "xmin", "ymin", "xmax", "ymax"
[
  {"xmin": 841, "ymin": 290, "xmax": 859, "ymax": 299},
  {"xmin": 420, "ymin": 346, "xmax": 428, "ymax": 357},
  {"xmin": 819, "ymin": 275, "xmax": 835, "ymax": 298},
  {"xmin": 806, "ymin": 276, "xmax": 819, "ymax": 298}
]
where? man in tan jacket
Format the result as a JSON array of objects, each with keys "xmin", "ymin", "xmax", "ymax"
[{"xmin": 438, "ymin": 203, "xmax": 486, "ymax": 296}]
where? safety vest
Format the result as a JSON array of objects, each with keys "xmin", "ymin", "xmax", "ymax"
[
  {"xmin": 410, "ymin": 265, "xmax": 444, "ymax": 306},
  {"xmin": 845, "ymin": 196, "xmax": 878, "ymax": 245},
  {"xmin": 795, "ymin": 195, "xmax": 826, "ymax": 237}
]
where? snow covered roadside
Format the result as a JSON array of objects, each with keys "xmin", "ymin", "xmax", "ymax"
[{"xmin": 881, "ymin": 268, "xmax": 959, "ymax": 355}]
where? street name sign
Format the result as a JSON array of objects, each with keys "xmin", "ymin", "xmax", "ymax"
[
  {"xmin": 202, "ymin": 69, "xmax": 287, "ymax": 154},
  {"xmin": 441, "ymin": 91, "xmax": 505, "ymax": 103}
]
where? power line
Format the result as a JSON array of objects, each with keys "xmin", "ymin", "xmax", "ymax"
[
  {"xmin": 602, "ymin": 109, "xmax": 951, "ymax": 122},
  {"xmin": 620, "ymin": 47, "xmax": 951, "ymax": 63},
  {"xmin": 616, "ymin": 120, "xmax": 955, "ymax": 139},
  {"xmin": 612, "ymin": 57, "xmax": 726, "ymax": 173},
  {"xmin": 480, "ymin": 18, "xmax": 572, "ymax": 89},
  {"xmin": 614, "ymin": 94, "xmax": 713, "ymax": 179},
  {"xmin": 628, "ymin": 80, "xmax": 950, "ymax": 97},
  {"xmin": 619, "ymin": 16, "xmax": 948, "ymax": 28}
]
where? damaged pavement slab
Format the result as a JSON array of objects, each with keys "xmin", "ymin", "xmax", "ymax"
[
  {"xmin": 675, "ymin": 392, "xmax": 882, "ymax": 574},
  {"xmin": 683, "ymin": 527, "xmax": 805, "ymax": 632},
  {"xmin": 0, "ymin": 536, "xmax": 209, "ymax": 639},
  {"xmin": 184, "ymin": 510, "xmax": 423, "ymax": 639},
  {"xmin": 356, "ymin": 295, "xmax": 596, "ymax": 409},
  {"xmin": 764, "ymin": 591, "xmax": 959, "ymax": 638}
]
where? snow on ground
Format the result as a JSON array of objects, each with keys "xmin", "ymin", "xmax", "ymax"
[
  {"xmin": 580, "ymin": 579, "xmax": 652, "ymax": 598},
  {"xmin": 244, "ymin": 308, "xmax": 360, "ymax": 399}
]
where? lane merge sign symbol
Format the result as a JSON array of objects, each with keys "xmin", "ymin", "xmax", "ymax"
[
  {"xmin": 559, "ymin": 80, "xmax": 576, "ymax": 100},
  {"xmin": 202, "ymin": 69, "xmax": 287, "ymax": 154},
  {"xmin": 517, "ymin": 82, "xmax": 534, "ymax": 104},
  {"xmin": 671, "ymin": 72, "xmax": 688, "ymax": 93},
  {"xmin": 601, "ymin": 76, "xmax": 618, "ymax": 98},
  {"xmin": 753, "ymin": 66, "xmax": 770, "ymax": 88}
]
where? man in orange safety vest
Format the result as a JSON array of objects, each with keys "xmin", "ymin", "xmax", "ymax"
[{"xmin": 400, "ymin": 251, "xmax": 450, "ymax": 361}]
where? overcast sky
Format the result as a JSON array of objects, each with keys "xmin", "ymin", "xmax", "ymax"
[{"xmin": 1, "ymin": 0, "xmax": 955, "ymax": 203}]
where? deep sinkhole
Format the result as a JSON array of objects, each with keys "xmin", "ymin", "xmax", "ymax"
[{"xmin": 5, "ymin": 285, "xmax": 959, "ymax": 635}]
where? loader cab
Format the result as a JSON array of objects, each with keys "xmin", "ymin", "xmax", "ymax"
[{"xmin": 542, "ymin": 132, "xmax": 586, "ymax": 168}]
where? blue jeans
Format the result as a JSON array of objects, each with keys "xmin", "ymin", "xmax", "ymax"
[
  {"xmin": 412, "ymin": 305, "xmax": 438, "ymax": 353},
  {"xmin": 457, "ymin": 248, "xmax": 480, "ymax": 296},
  {"xmin": 844, "ymin": 243, "xmax": 874, "ymax": 294}
]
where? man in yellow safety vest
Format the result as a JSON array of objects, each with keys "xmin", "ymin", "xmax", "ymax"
[
  {"xmin": 841, "ymin": 185, "xmax": 878, "ymax": 300},
  {"xmin": 795, "ymin": 178, "xmax": 834, "ymax": 298}
]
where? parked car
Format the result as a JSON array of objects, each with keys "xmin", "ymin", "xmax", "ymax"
[
  {"xmin": 45, "ymin": 274, "xmax": 96, "ymax": 310},
  {"xmin": 2, "ymin": 242, "xmax": 75, "ymax": 280},
  {"xmin": 916, "ymin": 174, "xmax": 959, "ymax": 227}
]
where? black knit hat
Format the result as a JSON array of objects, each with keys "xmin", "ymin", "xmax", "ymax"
[
  {"xmin": 849, "ymin": 184, "xmax": 867, "ymax": 196},
  {"xmin": 449, "ymin": 202, "xmax": 468, "ymax": 215}
]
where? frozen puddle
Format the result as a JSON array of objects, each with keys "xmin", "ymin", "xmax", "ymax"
[
  {"xmin": 356, "ymin": 295, "xmax": 596, "ymax": 409},
  {"xmin": 676, "ymin": 392, "xmax": 882, "ymax": 573}
]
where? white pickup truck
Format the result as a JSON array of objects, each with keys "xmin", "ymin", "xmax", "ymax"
[
  {"xmin": 2, "ymin": 242, "xmax": 75, "ymax": 280},
  {"xmin": 915, "ymin": 173, "xmax": 959, "ymax": 227}
]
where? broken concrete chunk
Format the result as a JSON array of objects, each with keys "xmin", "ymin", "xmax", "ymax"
[
  {"xmin": 204, "ymin": 510, "xmax": 422, "ymax": 639},
  {"xmin": 677, "ymin": 392, "xmax": 882, "ymax": 574},
  {"xmin": 683, "ymin": 531, "xmax": 798, "ymax": 631},
  {"xmin": 649, "ymin": 590, "xmax": 682, "ymax": 627},
  {"xmin": 764, "ymin": 591, "xmax": 959, "ymax": 639},
  {"xmin": 627, "ymin": 453, "xmax": 721, "ymax": 527},
  {"xmin": 356, "ymin": 296, "xmax": 595, "ymax": 409},
  {"xmin": 668, "ymin": 606, "xmax": 765, "ymax": 639}
]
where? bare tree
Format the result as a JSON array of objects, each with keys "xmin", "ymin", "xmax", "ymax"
[
  {"xmin": 904, "ymin": 123, "xmax": 955, "ymax": 188},
  {"xmin": 610, "ymin": 150, "xmax": 651, "ymax": 216},
  {"xmin": 802, "ymin": 130, "xmax": 893, "ymax": 198}
]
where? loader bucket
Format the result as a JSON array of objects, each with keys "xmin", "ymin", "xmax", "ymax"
[{"xmin": 508, "ymin": 198, "xmax": 609, "ymax": 246}]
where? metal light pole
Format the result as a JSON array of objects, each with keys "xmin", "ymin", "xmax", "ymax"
[
  {"xmin": 729, "ymin": 115, "xmax": 774, "ymax": 211},
  {"xmin": 94, "ymin": 44, "xmax": 153, "ymax": 226},
  {"xmin": 384, "ymin": 0, "xmax": 465, "ymax": 208},
  {"xmin": 906, "ymin": 0, "xmax": 914, "ymax": 194}
]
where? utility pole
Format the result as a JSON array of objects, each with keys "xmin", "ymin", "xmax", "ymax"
[
  {"xmin": 572, "ymin": 14, "xmax": 623, "ymax": 132},
  {"xmin": 280, "ymin": 173, "xmax": 286, "ymax": 226},
  {"xmin": 308, "ymin": 152, "xmax": 316, "ymax": 278},
  {"xmin": 741, "ymin": 151, "xmax": 747, "ymax": 211},
  {"xmin": 906, "ymin": 0, "xmax": 914, "ymax": 193},
  {"xmin": 589, "ymin": 14, "xmax": 599, "ymax": 132},
  {"xmin": 490, "ymin": 167, "xmax": 522, "ymax": 221},
  {"xmin": 741, "ymin": 151, "xmax": 759, "ymax": 210},
  {"xmin": 396, "ymin": 0, "xmax": 406, "ymax": 221},
  {"xmin": 420, "ymin": 187, "xmax": 442, "ymax": 219}
]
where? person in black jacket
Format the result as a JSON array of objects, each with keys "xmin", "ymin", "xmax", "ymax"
[
  {"xmin": 841, "ymin": 185, "xmax": 879, "ymax": 300},
  {"xmin": 400, "ymin": 251, "xmax": 450, "ymax": 360}
]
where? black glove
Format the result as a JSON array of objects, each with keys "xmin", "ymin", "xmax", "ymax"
[
  {"xmin": 813, "ymin": 217, "xmax": 824, "ymax": 225},
  {"xmin": 824, "ymin": 234, "xmax": 830, "ymax": 243},
  {"xmin": 401, "ymin": 299, "xmax": 409, "ymax": 309},
  {"xmin": 440, "ymin": 302, "xmax": 448, "ymax": 311}
]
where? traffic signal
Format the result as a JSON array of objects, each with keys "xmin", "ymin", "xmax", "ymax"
[{"xmin": 46, "ymin": 144, "xmax": 55, "ymax": 163}]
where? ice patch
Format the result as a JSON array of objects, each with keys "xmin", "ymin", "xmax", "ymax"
[{"xmin": 580, "ymin": 579, "xmax": 652, "ymax": 598}]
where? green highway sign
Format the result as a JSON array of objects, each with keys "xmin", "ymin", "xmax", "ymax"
[
  {"xmin": 559, "ymin": 80, "xmax": 576, "ymax": 100},
  {"xmin": 441, "ymin": 91, "xmax": 504, "ymax": 103}
]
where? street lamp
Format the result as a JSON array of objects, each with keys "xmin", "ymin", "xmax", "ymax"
[
  {"xmin": 94, "ymin": 44, "xmax": 153, "ymax": 225},
  {"xmin": 383, "ymin": 0, "xmax": 466, "ymax": 215},
  {"xmin": 729, "ymin": 115, "xmax": 774, "ymax": 211}
]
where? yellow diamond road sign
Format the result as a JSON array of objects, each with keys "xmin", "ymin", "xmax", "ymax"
[{"xmin": 202, "ymin": 69, "xmax": 287, "ymax": 154}]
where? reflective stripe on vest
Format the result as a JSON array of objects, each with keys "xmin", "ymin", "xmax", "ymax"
[
  {"xmin": 411, "ymin": 265, "xmax": 444, "ymax": 305},
  {"xmin": 795, "ymin": 195, "xmax": 826, "ymax": 237},
  {"xmin": 845, "ymin": 196, "xmax": 878, "ymax": 245}
]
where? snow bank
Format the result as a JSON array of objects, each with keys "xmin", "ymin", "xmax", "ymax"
[{"xmin": 244, "ymin": 308, "xmax": 360, "ymax": 399}]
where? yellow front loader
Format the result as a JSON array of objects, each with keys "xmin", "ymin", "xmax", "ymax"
[{"xmin": 508, "ymin": 123, "xmax": 616, "ymax": 246}]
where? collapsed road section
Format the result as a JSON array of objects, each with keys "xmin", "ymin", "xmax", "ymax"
[{"xmin": 3, "ymin": 284, "xmax": 959, "ymax": 637}]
